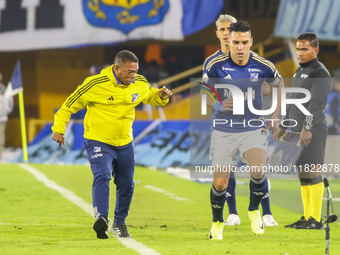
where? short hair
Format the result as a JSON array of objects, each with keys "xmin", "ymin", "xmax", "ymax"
[
  {"xmin": 114, "ymin": 50, "xmax": 139, "ymax": 66},
  {"xmin": 298, "ymin": 32, "xmax": 319, "ymax": 47},
  {"xmin": 215, "ymin": 14, "xmax": 237, "ymax": 28},
  {"xmin": 230, "ymin": 21, "xmax": 251, "ymax": 33}
]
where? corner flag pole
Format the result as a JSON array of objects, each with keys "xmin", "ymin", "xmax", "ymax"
[
  {"xmin": 18, "ymin": 90, "xmax": 28, "ymax": 162},
  {"xmin": 5, "ymin": 61, "xmax": 28, "ymax": 162}
]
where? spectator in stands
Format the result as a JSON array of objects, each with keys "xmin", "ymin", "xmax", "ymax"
[
  {"xmin": 0, "ymin": 73, "xmax": 14, "ymax": 160},
  {"xmin": 141, "ymin": 60, "xmax": 161, "ymax": 84},
  {"xmin": 89, "ymin": 65, "xmax": 101, "ymax": 76}
]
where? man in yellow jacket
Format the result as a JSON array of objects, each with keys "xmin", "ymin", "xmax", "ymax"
[{"xmin": 52, "ymin": 50, "xmax": 172, "ymax": 239}]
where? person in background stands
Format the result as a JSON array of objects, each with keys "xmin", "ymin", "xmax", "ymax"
[{"xmin": 0, "ymin": 73, "xmax": 14, "ymax": 160}]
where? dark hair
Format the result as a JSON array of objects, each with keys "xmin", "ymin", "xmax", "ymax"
[
  {"xmin": 230, "ymin": 21, "xmax": 251, "ymax": 33},
  {"xmin": 114, "ymin": 50, "xmax": 139, "ymax": 66},
  {"xmin": 298, "ymin": 32, "xmax": 319, "ymax": 47}
]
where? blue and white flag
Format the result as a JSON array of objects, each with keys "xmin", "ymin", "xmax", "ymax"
[
  {"xmin": 5, "ymin": 61, "xmax": 23, "ymax": 98},
  {"xmin": 274, "ymin": 0, "xmax": 340, "ymax": 41},
  {"xmin": 0, "ymin": 0, "xmax": 224, "ymax": 51}
]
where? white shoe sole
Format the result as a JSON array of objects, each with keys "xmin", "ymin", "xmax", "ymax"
[
  {"xmin": 224, "ymin": 214, "xmax": 241, "ymax": 226},
  {"xmin": 263, "ymin": 214, "xmax": 278, "ymax": 227}
]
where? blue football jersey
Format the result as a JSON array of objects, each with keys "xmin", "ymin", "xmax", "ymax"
[
  {"xmin": 325, "ymin": 91, "xmax": 340, "ymax": 128},
  {"xmin": 202, "ymin": 51, "xmax": 281, "ymax": 133}
]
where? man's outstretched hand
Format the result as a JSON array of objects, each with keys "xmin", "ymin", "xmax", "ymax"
[
  {"xmin": 52, "ymin": 132, "xmax": 66, "ymax": 147},
  {"xmin": 159, "ymin": 86, "xmax": 172, "ymax": 100}
]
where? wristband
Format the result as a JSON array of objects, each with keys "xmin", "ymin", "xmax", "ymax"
[{"xmin": 304, "ymin": 124, "xmax": 312, "ymax": 131}]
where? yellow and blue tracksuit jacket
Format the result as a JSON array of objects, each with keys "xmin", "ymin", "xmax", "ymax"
[{"xmin": 52, "ymin": 65, "xmax": 169, "ymax": 147}]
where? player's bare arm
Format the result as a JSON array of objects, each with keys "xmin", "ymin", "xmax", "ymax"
[{"xmin": 262, "ymin": 81, "xmax": 270, "ymax": 96}]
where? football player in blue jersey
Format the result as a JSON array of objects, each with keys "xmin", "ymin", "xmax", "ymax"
[
  {"xmin": 204, "ymin": 21, "xmax": 284, "ymax": 239},
  {"xmin": 203, "ymin": 14, "xmax": 278, "ymax": 230}
]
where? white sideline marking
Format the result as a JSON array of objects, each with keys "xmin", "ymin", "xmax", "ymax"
[
  {"xmin": 144, "ymin": 185, "xmax": 189, "ymax": 201},
  {"xmin": 18, "ymin": 163, "xmax": 161, "ymax": 255}
]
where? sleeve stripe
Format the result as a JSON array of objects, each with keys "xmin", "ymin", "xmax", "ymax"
[
  {"xmin": 251, "ymin": 52, "xmax": 276, "ymax": 69},
  {"xmin": 66, "ymin": 80, "xmax": 102, "ymax": 108},
  {"xmin": 252, "ymin": 52, "xmax": 276, "ymax": 70},
  {"xmin": 65, "ymin": 76, "xmax": 109, "ymax": 108},
  {"xmin": 253, "ymin": 56, "xmax": 275, "ymax": 71},
  {"xmin": 252, "ymin": 55, "xmax": 275, "ymax": 72},
  {"xmin": 66, "ymin": 76, "xmax": 109, "ymax": 106},
  {"xmin": 135, "ymin": 74, "xmax": 149, "ymax": 84},
  {"xmin": 305, "ymin": 115, "xmax": 313, "ymax": 125},
  {"xmin": 206, "ymin": 52, "xmax": 229, "ymax": 71},
  {"xmin": 135, "ymin": 79, "xmax": 148, "ymax": 85},
  {"xmin": 135, "ymin": 78, "xmax": 148, "ymax": 82},
  {"xmin": 203, "ymin": 50, "xmax": 220, "ymax": 70},
  {"xmin": 207, "ymin": 55, "xmax": 230, "ymax": 72},
  {"xmin": 206, "ymin": 53, "xmax": 229, "ymax": 70},
  {"xmin": 135, "ymin": 74, "xmax": 147, "ymax": 80}
]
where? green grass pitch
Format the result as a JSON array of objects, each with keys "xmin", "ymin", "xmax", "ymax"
[{"xmin": 0, "ymin": 163, "xmax": 339, "ymax": 255}]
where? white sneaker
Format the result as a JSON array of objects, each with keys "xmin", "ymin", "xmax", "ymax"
[
  {"xmin": 224, "ymin": 214, "xmax": 241, "ymax": 226},
  {"xmin": 263, "ymin": 214, "xmax": 278, "ymax": 227}
]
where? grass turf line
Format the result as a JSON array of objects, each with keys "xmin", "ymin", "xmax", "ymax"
[{"xmin": 1, "ymin": 163, "xmax": 339, "ymax": 255}]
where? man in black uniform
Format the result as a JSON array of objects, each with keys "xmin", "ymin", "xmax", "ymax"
[{"xmin": 277, "ymin": 33, "xmax": 330, "ymax": 229}]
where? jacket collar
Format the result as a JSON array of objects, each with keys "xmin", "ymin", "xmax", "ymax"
[{"xmin": 300, "ymin": 58, "xmax": 318, "ymax": 68}]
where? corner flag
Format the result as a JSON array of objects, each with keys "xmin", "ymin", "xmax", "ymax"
[{"xmin": 5, "ymin": 60, "xmax": 23, "ymax": 98}]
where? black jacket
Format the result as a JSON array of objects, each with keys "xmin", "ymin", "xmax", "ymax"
[{"xmin": 282, "ymin": 58, "xmax": 330, "ymax": 132}]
